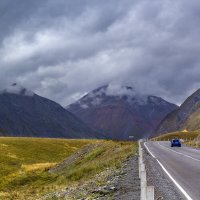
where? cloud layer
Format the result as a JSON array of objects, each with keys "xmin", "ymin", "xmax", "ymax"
[{"xmin": 1, "ymin": 0, "xmax": 200, "ymax": 106}]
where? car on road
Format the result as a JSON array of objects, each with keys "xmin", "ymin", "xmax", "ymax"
[{"xmin": 171, "ymin": 138, "xmax": 181, "ymax": 147}]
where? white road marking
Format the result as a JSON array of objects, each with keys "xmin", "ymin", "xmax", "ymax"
[
  {"xmin": 144, "ymin": 142, "xmax": 193, "ymax": 200},
  {"xmin": 158, "ymin": 142, "xmax": 200, "ymax": 162},
  {"xmin": 156, "ymin": 160, "xmax": 193, "ymax": 200},
  {"xmin": 144, "ymin": 142, "xmax": 156, "ymax": 158}
]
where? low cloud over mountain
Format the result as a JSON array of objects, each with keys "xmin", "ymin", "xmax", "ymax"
[
  {"xmin": 0, "ymin": 84, "xmax": 102, "ymax": 138},
  {"xmin": 68, "ymin": 84, "xmax": 177, "ymax": 139},
  {"xmin": 1, "ymin": 1, "xmax": 200, "ymax": 106}
]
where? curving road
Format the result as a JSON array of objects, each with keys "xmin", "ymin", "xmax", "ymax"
[{"xmin": 144, "ymin": 141, "xmax": 200, "ymax": 200}]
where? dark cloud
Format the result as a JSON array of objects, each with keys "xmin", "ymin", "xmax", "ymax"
[{"xmin": 0, "ymin": 0, "xmax": 200, "ymax": 106}]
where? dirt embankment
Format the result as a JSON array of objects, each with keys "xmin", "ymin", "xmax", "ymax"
[
  {"xmin": 41, "ymin": 144, "xmax": 140, "ymax": 200},
  {"xmin": 49, "ymin": 143, "xmax": 101, "ymax": 173}
]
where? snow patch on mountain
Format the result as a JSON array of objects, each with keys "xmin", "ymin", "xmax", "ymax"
[
  {"xmin": 91, "ymin": 97, "xmax": 102, "ymax": 106},
  {"xmin": 80, "ymin": 104, "xmax": 89, "ymax": 109},
  {"xmin": 106, "ymin": 83, "xmax": 136, "ymax": 97},
  {"xmin": 73, "ymin": 83, "xmax": 174, "ymax": 109},
  {"xmin": 76, "ymin": 83, "xmax": 150, "ymax": 107}
]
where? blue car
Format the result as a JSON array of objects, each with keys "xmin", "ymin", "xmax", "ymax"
[{"xmin": 171, "ymin": 139, "xmax": 181, "ymax": 147}]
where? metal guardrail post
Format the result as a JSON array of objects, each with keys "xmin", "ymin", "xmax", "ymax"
[
  {"xmin": 146, "ymin": 186, "xmax": 154, "ymax": 200},
  {"xmin": 139, "ymin": 140, "xmax": 154, "ymax": 200},
  {"xmin": 141, "ymin": 170, "xmax": 147, "ymax": 200}
]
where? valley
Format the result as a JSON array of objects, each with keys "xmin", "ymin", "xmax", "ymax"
[
  {"xmin": 1, "ymin": 0, "xmax": 200, "ymax": 199},
  {"xmin": 1, "ymin": 84, "xmax": 200, "ymax": 199}
]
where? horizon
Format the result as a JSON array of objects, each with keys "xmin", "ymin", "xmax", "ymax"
[{"xmin": 0, "ymin": 82, "xmax": 197, "ymax": 107}]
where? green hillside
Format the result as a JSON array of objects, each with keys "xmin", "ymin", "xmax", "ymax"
[{"xmin": 0, "ymin": 137, "xmax": 136, "ymax": 199}]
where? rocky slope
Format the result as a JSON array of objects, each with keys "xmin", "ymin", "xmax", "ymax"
[
  {"xmin": 156, "ymin": 89, "xmax": 200, "ymax": 135},
  {"xmin": 0, "ymin": 84, "xmax": 102, "ymax": 138},
  {"xmin": 68, "ymin": 84, "xmax": 177, "ymax": 139}
]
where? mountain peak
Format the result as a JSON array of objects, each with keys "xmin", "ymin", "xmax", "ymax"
[
  {"xmin": 0, "ymin": 83, "xmax": 35, "ymax": 96},
  {"xmin": 106, "ymin": 84, "xmax": 137, "ymax": 97},
  {"xmin": 77, "ymin": 83, "xmax": 170, "ymax": 108},
  {"xmin": 68, "ymin": 84, "xmax": 177, "ymax": 139},
  {"xmin": 84, "ymin": 84, "xmax": 138, "ymax": 98}
]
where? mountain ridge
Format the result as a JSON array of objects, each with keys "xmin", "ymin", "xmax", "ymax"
[
  {"xmin": 68, "ymin": 84, "xmax": 178, "ymax": 139},
  {"xmin": 0, "ymin": 84, "xmax": 103, "ymax": 139},
  {"xmin": 156, "ymin": 88, "xmax": 200, "ymax": 134}
]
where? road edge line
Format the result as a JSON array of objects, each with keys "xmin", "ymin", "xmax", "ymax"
[
  {"xmin": 144, "ymin": 142, "xmax": 156, "ymax": 158},
  {"xmin": 156, "ymin": 160, "xmax": 193, "ymax": 200}
]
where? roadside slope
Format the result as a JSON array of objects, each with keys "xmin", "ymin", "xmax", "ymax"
[{"xmin": 0, "ymin": 138, "xmax": 138, "ymax": 199}]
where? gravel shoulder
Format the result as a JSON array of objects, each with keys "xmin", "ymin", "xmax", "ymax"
[
  {"xmin": 142, "ymin": 143, "xmax": 185, "ymax": 200},
  {"xmin": 113, "ymin": 156, "xmax": 140, "ymax": 200}
]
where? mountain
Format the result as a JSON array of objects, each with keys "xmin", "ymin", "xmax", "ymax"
[
  {"xmin": 0, "ymin": 84, "xmax": 102, "ymax": 138},
  {"xmin": 67, "ymin": 84, "xmax": 178, "ymax": 140},
  {"xmin": 156, "ymin": 89, "xmax": 200, "ymax": 135}
]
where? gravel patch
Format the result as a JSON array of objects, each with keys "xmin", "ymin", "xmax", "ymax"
[
  {"xmin": 142, "ymin": 144, "xmax": 185, "ymax": 200},
  {"xmin": 113, "ymin": 156, "xmax": 140, "ymax": 200}
]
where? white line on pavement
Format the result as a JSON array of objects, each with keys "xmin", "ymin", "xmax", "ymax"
[
  {"xmin": 156, "ymin": 160, "xmax": 193, "ymax": 200},
  {"xmin": 158, "ymin": 142, "xmax": 200, "ymax": 162},
  {"xmin": 144, "ymin": 142, "xmax": 193, "ymax": 200},
  {"xmin": 144, "ymin": 142, "xmax": 156, "ymax": 158}
]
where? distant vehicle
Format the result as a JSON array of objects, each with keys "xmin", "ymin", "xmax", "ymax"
[{"xmin": 171, "ymin": 139, "xmax": 181, "ymax": 147}]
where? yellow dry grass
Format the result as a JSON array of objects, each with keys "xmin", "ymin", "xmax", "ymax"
[
  {"xmin": 21, "ymin": 163, "xmax": 57, "ymax": 172},
  {"xmin": 153, "ymin": 130, "xmax": 200, "ymax": 141},
  {"xmin": 0, "ymin": 137, "xmax": 137, "ymax": 200},
  {"xmin": 153, "ymin": 130, "xmax": 200, "ymax": 148},
  {"xmin": 186, "ymin": 135, "xmax": 200, "ymax": 148}
]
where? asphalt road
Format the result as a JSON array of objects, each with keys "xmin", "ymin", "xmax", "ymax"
[{"xmin": 144, "ymin": 141, "xmax": 200, "ymax": 200}]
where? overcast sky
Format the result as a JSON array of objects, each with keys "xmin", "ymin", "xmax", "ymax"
[{"xmin": 1, "ymin": 0, "xmax": 200, "ymax": 106}]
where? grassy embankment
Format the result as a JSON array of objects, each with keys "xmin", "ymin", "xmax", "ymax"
[
  {"xmin": 153, "ymin": 130, "xmax": 200, "ymax": 148},
  {"xmin": 0, "ymin": 137, "xmax": 137, "ymax": 199}
]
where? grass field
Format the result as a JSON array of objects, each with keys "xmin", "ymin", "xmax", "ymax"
[
  {"xmin": 185, "ymin": 135, "xmax": 200, "ymax": 148},
  {"xmin": 0, "ymin": 137, "xmax": 137, "ymax": 199}
]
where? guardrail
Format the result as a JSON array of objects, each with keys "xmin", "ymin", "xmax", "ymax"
[{"xmin": 139, "ymin": 141, "xmax": 154, "ymax": 200}]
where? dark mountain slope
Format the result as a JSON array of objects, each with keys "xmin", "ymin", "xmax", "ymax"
[
  {"xmin": 68, "ymin": 85, "xmax": 177, "ymax": 139},
  {"xmin": 0, "ymin": 84, "xmax": 101, "ymax": 138}
]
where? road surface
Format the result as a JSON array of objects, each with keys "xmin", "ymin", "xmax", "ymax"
[{"xmin": 144, "ymin": 141, "xmax": 200, "ymax": 200}]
